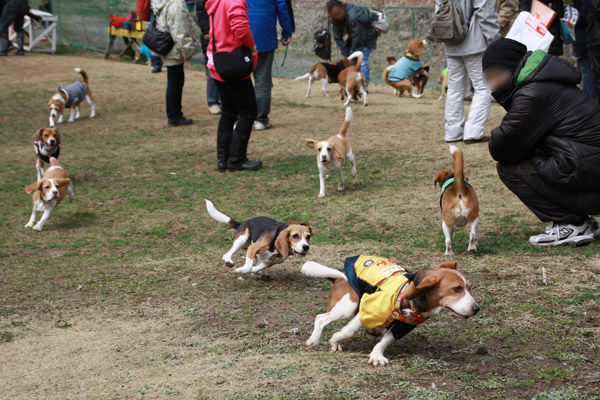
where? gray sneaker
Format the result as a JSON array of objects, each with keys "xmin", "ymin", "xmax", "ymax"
[
  {"xmin": 529, "ymin": 222, "xmax": 595, "ymax": 246},
  {"xmin": 587, "ymin": 216, "xmax": 600, "ymax": 239}
]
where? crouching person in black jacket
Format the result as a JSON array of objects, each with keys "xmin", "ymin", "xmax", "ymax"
[{"xmin": 483, "ymin": 38, "xmax": 600, "ymax": 247}]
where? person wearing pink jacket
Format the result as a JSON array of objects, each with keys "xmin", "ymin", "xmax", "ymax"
[{"xmin": 206, "ymin": 0, "xmax": 262, "ymax": 172}]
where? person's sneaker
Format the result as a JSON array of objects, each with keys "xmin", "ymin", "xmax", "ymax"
[
  {"xmin": 529, "ymin": 222, "xmax": 595, "ymax": 246},
  {"xmin": 208, "ymin": 104, "xmax": 222, "ymax": 115},
  {"xmin": 254, "ymin": 121, "xmax": 272, "ymax": 130},
  {"xmin": 151, "ymin": 66, "xmax": 162, "ymax": 73},
  {"xmin": 587, "ymin": 216, "xmax": 600, "ymax": 239},
  {"xmin": 168, "ymin": 116, "xmax": 193, "ymax": 127},
  {"xmin": 464, "ymin": 136, "xmax": 490, "ymax": 145}
]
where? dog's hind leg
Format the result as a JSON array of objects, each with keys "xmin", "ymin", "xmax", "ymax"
[
  {"xmin": 67, "ymin": 184, "xmax": 74, "ymax": 201},
  {"xmin": 346, "ymin": 149, "xmax": 357, "ymax": 178},
  {"xmin": 360, "ymin": 86, "xmax": 368, "ymax": 106},
  {"xmin": 337, "ymin": 169, "xmax": 345, "ymax": 192},
  {"xmin": 223, "ymin": 233, "xmax": 248, "ymax": 267},
  {"xmin": 305, "ymin": 293, "xmax": 357, "ymax": 348},
  {"xmin": 343, "ymin": 88, "xmax": 351, "ymax": 106},
  {"xmin": 85, "ymin": 94, "xmax": 96, "ymax": 118},
  {"xmin": 329, "ymin": 314, "xmax": 363, "ymax": 352},
  {"xmin": 468, "ymin": 217, "xmax": 479, "ymax": 252},
  {"xmin": 443, "ymin": 221, "xmax": 454, "ymax": 256},
  {"xmin": 68, "ymin": 108, "xmax": 75, "ymax": 123},
  {"xmin": 306, "ymin": 76, "xmax": 313, "ymax": 98},
  {"xmin": 75, "ymin": 104, "xmax": 81, "ymax": 119},
  {"xmin": 321, "ymin": 79, "xmax": 330, "ymax": 97}
]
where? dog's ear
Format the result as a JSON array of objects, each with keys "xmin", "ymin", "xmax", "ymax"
[
  {"xmin": 403, "ymin": 273, "xmax": 440, "ymax": 301},
  {"xmin": 423, "ymin": 65, "xmax": 430, "ymax": 72},
  {"xmin": 55, "ymin": 129, "xmax": 61, "ymax": 144},
  {"xmin": 32, "ymin": 128, "xmax": 44, "ymax": 141},
  {"xmin": 275, "ymin": 228, "xmax": 290, "ymax": 259},
  {"xmin": 437, "ymin": 261, "xmax": 458, "ymax": 270},
  {"xmin": 434, "ymin": 170, "xmax": 450, "ymax": 188},
  {"xmin": 305, "ymin": 139, "xmax": 318, "ymax": 149},
  {"xmin": 386, "ymin": 57, "xmax": 397, "ymax": 65},
  {"xmin": 55, "ymin": 178, "xmax": 71, "ymax": 187},
  {"xmin": 25, "ymin": 181, "xmax": 42, "ymax": 194}
]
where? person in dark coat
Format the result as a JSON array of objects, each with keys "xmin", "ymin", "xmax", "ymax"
[
  {"xmin": 0, "ymin": 0, "xmax": 41, "ymax": 56},
  {"xmin": 196, "ymin": 0, "xmax": 221, "ymax": 114},
  {"xmin": 574, "ymin": 0, "xmax": 595, "ymax": 98},
  {"xmin": 519, "ymin": 0, "xmax": 564, "ymax": 56},
  {"xmin": 587, "ymin": 0, "xmax": 600, "ymax": 101},
  {"xmin": 483, "ymin": 38, "xmax": 600, "ymax": 246}
]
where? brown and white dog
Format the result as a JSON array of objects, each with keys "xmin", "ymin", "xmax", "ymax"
[
  {"xmin": 301, "ymin": 259, "xmax": 479, "ymax": 366},
  {"xmin": 305, "ymin": 107, "xmax": 356, "ymax": 198},
  {"xmin": 205, "ymin": 199, "xmax": 313, "ymax": 274},
  {"xmin": 32, "ymin": 127, "xmax": 61, "ymax": 181},
  {"xmin": 24, "ymin": 157, "xmax": 73, "ymax": 232},
  {"xmin": 434, "ymin": 145, "xmax": 480, "ymax": 256},
  {"xmin": 337, "ymin": 51, "xmax": 367, "ymax": 106},
  {"xmin": 48, "ymin": 68, "xmax": 95, "ymax": 127},
  {"xmin": 295, "ymin": 59, "xmax": 350, "ymax": 98},
  {"xmin": 383, "ymin": 39, "xmax": 429, "ymax": 98}
]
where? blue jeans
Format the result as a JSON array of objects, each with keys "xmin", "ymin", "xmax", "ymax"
[
  {"xmin": 204, "ymin": 54, "xmax": 220, "ymax": 106},
  {"xmin": 576, "ymin": 52, "xmax": 595, "ymax": 98},
  {"xmin": 360, "ymin": 47, "xmax": 371, "ymax": 80}
]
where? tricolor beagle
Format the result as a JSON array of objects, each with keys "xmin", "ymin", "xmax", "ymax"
[
  {"xmin": 24, "ymin": 157, "xmax": 73, "ymax": 232},
  {"xmin": 305, "ymin": 107, "xmax": 357, "ymax": 198},
  {"xmin": 434, "ymin": 145, "xmax": 480, "ymax": 256},
  {"xmin": 205, "ymin": 199, "xmax": 312, "ymax": 274},
  {"xmin": 32, "ymin": 127, "xmax": 61, "ymax": 182},
  {"xmin": 337, "ymin": 51, "xmax": 367, "ymax": 106},
  {"xmin": 48, "ymin": 68, "xmax": 95, "ymax": 128},
  {"xmin": 302, "ymin": 256, "xmax": 479, "ymax": 366},
  {"xmin": 295, "ymin": 59, "xmax": 350, "ymax": 98}
]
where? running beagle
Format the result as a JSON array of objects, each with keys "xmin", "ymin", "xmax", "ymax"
[
  {"xmin": 305, "ymin": 107, "xmax": 357, "ymax": 198},
  {"xmin": 205, "ymin": 199, "xmax": 312, "ymax": 274},
  {"xmin": 32, "ymin": 127, "xmax": 60, "ymax": 181},
  {"xmin": 48, "ymin": 68, "xmax": 95, "ymax": 128},
  {"xmin": 295, "ymin": 59, "xmax": 350, "ymax": 98},
  {"xmin": 337, "ymin": 51, "xmax": 367, "ymax": 106},
  {"xmin": 302, "ymin": 256, "xmax": 479, "ymax": 366},
  {"xmin": 434, "ymin": 145, "xmax": 480, "ymax": 256}
]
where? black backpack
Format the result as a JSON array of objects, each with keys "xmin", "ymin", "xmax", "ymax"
[{"xmin": 313, "ymin": 28, "xmax": 331, "ymax": 60}]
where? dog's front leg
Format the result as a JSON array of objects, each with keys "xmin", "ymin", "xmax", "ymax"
[
  {"xmin": 24, "ymin": 204, "xmax": 39, "ymax": 228},
  {"xmin": 318, "ymin": 168, "xmax": 327, "ymax": 198},
  {"xmin": 36, "ymin": 160, "xmax": 44, "ymax": 182},
  {"xmin": 443, "ymin": 221, "xmax": 454, "ymax": 256},
  {"xmin": 49, "ymin": 114, "xmax": 55, "ymax": 128},
  {"xmin": 337, "ymin": 169, "xmax": 345, "ymax": 192},
  {"xmin": 468, "ymin": 217, "xmax": 479, "ymax": 252},
  {"xmin": 368, "ymin": 330, "xmax": 395, "ymax": 366},
  {"xmin": 67, "ymin": 108, "xmax": 75, "ymax": 123},
  {"xmin": 57, "ymin": 113, "xmax": 64, "ymax": 124},
  {"xmin": 32, "ymin": 206, "xmax": 53, "ymax": 231},
  {"xmin": 329, "ymin": 314, "xmax": 362, "ymax": 352}
]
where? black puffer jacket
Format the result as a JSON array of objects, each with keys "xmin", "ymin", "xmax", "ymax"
[{"xmin": 490, "ymin": 50, "xmax": 600, "ymax": 190}]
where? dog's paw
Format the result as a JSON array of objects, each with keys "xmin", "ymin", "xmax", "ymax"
[
  {"xmin": 305, "ymin": 339, "xmax": 318, "ymax": 348},
  {"xmin": 329, "ymin": 342, "xmax": 343, "ymax": 353},
  {"xmin": 234, "ymin": 265, "xmax": 252, "ymax": 274},
  {"xmin": 337, "ymin": 185, "xmax": 345, "ymax": 192},
  {"xmin": 24, "ymin": 222, "xmax": 34, "ymax": 228},
  {"xmin": 222, "ymin": 256, "xmax": 235, "ymax": 267},
  {"xmin": 444, "ymin": 250, "xmax": 454, "ymax": 257},
  {"xmin": 32, "ymin": 224, "xmax": 43, "ymax": 231},
  {"xmin": 318, "ymin": 192, "xmax": 325, "ymax": 198},
  {"xmin": 468, "ymin": 244, "xmax": 478, "ymax": 252},
  {"xmin": 351, "ymin": 169, "xmax": 357, "ymax": 178},
  {"xmin": 368, "ymin": 352, "xmax": 389, "ymax": 366}
]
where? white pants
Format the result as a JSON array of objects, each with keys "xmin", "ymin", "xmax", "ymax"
[{"xmin": 445, "ymin": 53, "xmax": 492, "ymax": 142}]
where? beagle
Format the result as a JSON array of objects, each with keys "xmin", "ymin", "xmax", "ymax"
[
  {"xmin": 305, "ymin": 107, "xmax": 356, "ymax": 198},
  {"xmin": 32, "ymin": 127, "xmax": 60, "ymax": 182},
  {"xmin": 337, "ymin": 51, "xmax": 367, "ymax": 106},
  {"xmin": 434, "ymin": 145, "xmax": 480, "ymax": 256},
  {"xmin": 302, "ymin": 257, "xmax": 479, "ymax": 366},
  {"xmin": 383, "ymin": 39, "xmax": 429, "ymax": 98},
  {"xmin": 295, "ymin": 59, "xmax": 350, "ymax": 98},
  {"xmin": 24, "ymin": 157, "xmax": 73, "ymax": 232},
  {"xmin": 48, "ymin": 68, "xmax": 95, "ymax": 128},
  {"xmin": 205, "ymin": 199, "xmax": 312, "ymax": 274}
]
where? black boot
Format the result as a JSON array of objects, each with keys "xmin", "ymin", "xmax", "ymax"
[
  {"xmin": 216, "ymin": 130, "xmax": 232, "ymax": 172},
  {"xmin": 227, "ymin": 130, "xmax": 262, "ymax": 171},
  {"xmin": 15, "ymin": 32, "xmax": 24, "ymax": 55},
  {"xmin": 0, "ymin": 33, "xmax": 8, "ymax": 56}
]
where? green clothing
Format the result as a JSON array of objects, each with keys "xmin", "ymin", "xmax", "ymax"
[{"xmin": 331, "ymin": 3, "xmax": 378, "ymax": 57}]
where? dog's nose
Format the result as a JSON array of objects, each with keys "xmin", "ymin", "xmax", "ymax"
[
  {"xmin": 49, "ymin": 139, "xmax": 55, "ymax": 145},
  {"xmin": 52, "ymin": 190, "xmax": 58, "ymax": 195},
  {"xmin": 472, "ymin": 305, "xmax": 480, "ymax": 315},
  {"xmin": 302, "ymin": 245, "xmax": 310, "ymax": 252}
]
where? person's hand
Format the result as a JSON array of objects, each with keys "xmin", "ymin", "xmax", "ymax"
[
  {"xmin": 281, "ymin": 37, "xmax": 291, "ymax": 46},
  {"xmin": 32, "ymin": 14, "xmax": 43, "ymax": 23},
  {"xmin": 203, "ymin": 34, "xmax": 209, "ymax": 41},
  {"xmin": 251, "ymin": 47, "xmax": 258, "ymax": 68},
  {"xmin": 184, "ymin": 56, "xmax": 192, "ymax": 62}
]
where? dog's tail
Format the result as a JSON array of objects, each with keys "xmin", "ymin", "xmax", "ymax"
[
  {"xmin": 338, "ymin": 107, "xmax": 353, "ymax": 137},
  {"xmin": 347, "ymin": 51, "xmax": 363, "ymax": 72},
  {"xmin": 74, "ymin": 68, "xmax": 89, "ymax": 85},
  {"xmin": 301, "ymin": 261, "xmax": 347, "ymax": 283},
  {"xmin": 49, "ymin": 157, "xmax": 60, "ymax": 167},
  {"xmin": 295, "ymin": 72, "xmax": 310, "ymax": 81},
  {"xmin": 205, "ymin": 199, "xmax": 241, "ymax": 229},
  {"xmin": 383, "ymin": 65, "xmax": 394, "ymax": 86},
  {"xmin": 449, "ymin": 145, "xmax": 466, "ymax": 196}
]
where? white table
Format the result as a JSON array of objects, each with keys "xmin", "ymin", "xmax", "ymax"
[{"xmin": 8, "ymin": 9, "xmax": 58, "ymax": 54}]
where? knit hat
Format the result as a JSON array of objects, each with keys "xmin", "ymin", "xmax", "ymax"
[{"xmin": 482, "ymin": 38, "xmax": 528, "ymax": 72}]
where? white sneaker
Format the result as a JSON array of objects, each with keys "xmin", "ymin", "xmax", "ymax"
[
  {"xmin": 254, "ymin": 121, "xmax": 272, "ymax": 130},
  {"xmin": 208, "ymin": 105, "xmax": 222, "ymax": 115},
  {"xmin": 529, "ymin": 222, "xmax": 595, "ymax": 246}
]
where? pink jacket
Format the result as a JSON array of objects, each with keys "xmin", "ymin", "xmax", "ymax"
[{"xmin": 206, "ymin": 0, "xmax": 257, "ymax": 82}]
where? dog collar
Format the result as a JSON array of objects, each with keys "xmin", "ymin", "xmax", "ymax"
[
  {"xmin": 36, "ymin": 140, "xmax": 59, "ymax": 157},
  {"xmin": 379, "ymin": 273, "xmax": 427, "ymax": 328}
]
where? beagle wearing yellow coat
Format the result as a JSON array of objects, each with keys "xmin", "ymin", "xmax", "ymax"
[{"xmin": 205, "ymin": 199, "xmax": 312, "ymax": 274}]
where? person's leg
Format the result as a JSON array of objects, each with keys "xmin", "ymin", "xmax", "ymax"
[
  {"xmin": 360, "ymin": 47, "xmax": 371, "ymax": 91},
  {"xmin": 0, "ymin": 0, "xmax": 17, "ymax": 55},
  {"xmin": 205, "ymin": 55, "xmax": 220, "ymax": 108},
  {"xmin": 576, "ymin": 52, "xmax": 596, "ymax": 99},
  {"xmin": 214, "ymin": 79, "xmax": 236, "ymax": 170},
  {"xmin": 14, "ymin": 13, "xmax": 25, "ymax": 55},
  {"xmin": 151, "ymin": 55, "xmax": 163, "ymax": 72},
  {"xmin": 444, "ymin": 56, "xmax": 468, "ymax": 142},
  {"xmin": 463, "ymin": 52, "xmax": 491, "ymax": 141},
  {"xmin": 253, "ymin": 51, "xmax": 274, "ymax": 126},
  {"xmin": 589, "ymin": 46, "xmax": 600, "ymax": 102},
  {"xmin": 226, "ymin": 78, "xmax": 261, "ymax": 171},
  {"xmin": 166, "ymin": 63, "xmax": 190, "ymax": 125}
]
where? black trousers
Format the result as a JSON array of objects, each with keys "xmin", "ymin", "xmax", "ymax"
[
  {"xmin": 497, "ymin": 161, "xmax": 600, "ymax": 224},
  {"xmin": 166, "ymin": 63, "xmax": 184, "ymax": 120},
  {"xmin": 589, "ymin": 45, "xmax": 600, "ymax": 103},
  {"xmin": 214, "ymin": 77, "xmax": 257, "ymax": 137},
  {"xmin": 0, "ymin": 0, "xmax": 29, "ymax": 34}
]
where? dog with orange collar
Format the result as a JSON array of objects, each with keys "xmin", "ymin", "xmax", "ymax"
[{"xmin": 302, "ymin": 256, "xmax": 479, "ymax": 366}]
